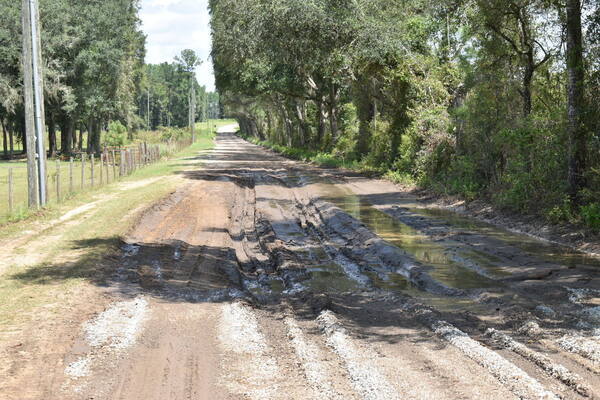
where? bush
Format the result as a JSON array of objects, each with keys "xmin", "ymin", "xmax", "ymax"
[
  {"xmin": 104, "ymin": 121, "xmax": 128, "ymax": 147},
  {"xmin": 158, "ymin": 126, "xmax": 190, "ymax": 142},
  {"xmin": 581, "ymin": 202, "xmax": 600, "ymax": 232}
]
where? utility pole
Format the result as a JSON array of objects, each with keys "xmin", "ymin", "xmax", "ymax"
[
  {"xmin": 31, "ymin": 0, "xmax": 46, "ymax": 206},
  {"xmin": 22, "ymin": 0, "xmax": 37, "ymax": 208},
  {"xmin": 21, "ymin": 0, "xmax": 46, "ymax": 207}
]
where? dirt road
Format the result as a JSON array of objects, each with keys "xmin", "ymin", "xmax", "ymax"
[{"xmin": 7, "ymin": 125, "xmax": 600, "ymax": 399}]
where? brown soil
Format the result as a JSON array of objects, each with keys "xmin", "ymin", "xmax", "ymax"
[{"xmin": 3, "ymin": 127, "xmax": 600, "ymax": 399}]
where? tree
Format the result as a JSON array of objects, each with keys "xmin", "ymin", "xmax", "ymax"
[
  {"xmin": 566, "ymin": 0, "xmax": 586, "ymax": 203},
  {"xmin": 176, "ymin": 49, "xmax": 202, "ymax": 142},
  {"xmin": 209, "ymin": 0, "xmax": 600, "ymax": 225},
  {"xmin": 477, "ymin": 0, "xmax": 557, "ymax": 118}
]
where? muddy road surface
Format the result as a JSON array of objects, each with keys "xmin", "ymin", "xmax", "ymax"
[{"xmin": 22, "ymin": 126, "xmax": 600, "ymax": 399}]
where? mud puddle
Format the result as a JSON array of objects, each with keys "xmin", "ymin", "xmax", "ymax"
[
  {"xmin": 322, "ymin": 192, "xmax": 498, "ymax": 290},
  {"xmin": 414, "ymin": 207, "xmax": 600, "ymax": 271}
]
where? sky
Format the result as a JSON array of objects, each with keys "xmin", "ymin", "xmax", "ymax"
[{"xmin": 139, "ymin": 0, "xmax": 215, "ymax": 91}]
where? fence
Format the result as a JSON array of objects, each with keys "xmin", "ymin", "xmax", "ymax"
[{"xmin": 1, "ymin": 138, "xmax": 191, "ymax": 223}]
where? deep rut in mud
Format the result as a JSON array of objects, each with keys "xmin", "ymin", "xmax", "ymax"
[{"xmin": 57, "ymin": 128, "xmax": 600, "ymax": 400}]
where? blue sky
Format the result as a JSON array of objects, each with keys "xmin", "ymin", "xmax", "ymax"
[{"xmin": 140, "ymin": 0, "xmax": 215, "ymax": 91}]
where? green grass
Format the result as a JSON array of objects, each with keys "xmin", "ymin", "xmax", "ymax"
[
  {"xmin": 0, "ymin": 120, "xmax": 235, "ymax": 224},
  {"xmin": 245, "ymin": 136, "xmax": 414, "ymax": 184}
]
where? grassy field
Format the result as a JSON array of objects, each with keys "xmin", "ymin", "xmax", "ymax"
[
  {"xmin": 0, "ymin": 120, "xmax": 235, "ymax": 330},
  {"xmin": 0, "ymin": 120, "xmax": 234, "ymax": 224}
]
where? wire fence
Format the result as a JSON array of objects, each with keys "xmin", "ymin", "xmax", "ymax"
[{"xmin": 0, "ymin": 137, "xmax": 192, "ymax": 223}]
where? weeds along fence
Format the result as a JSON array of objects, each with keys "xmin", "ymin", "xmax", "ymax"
[{"xmin": 0, "ymin": 137, "xmax": 192, "ymax": 223}]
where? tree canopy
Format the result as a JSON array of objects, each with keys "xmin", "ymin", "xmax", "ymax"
[
  {"xmin": 0, "ymin": 1, "xmax": 218, "ymax": 157},
  {"xmin": 210, "ymin": 0, "xmax": 600, "ymax": 226}
]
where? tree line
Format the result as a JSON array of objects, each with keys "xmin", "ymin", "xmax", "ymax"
[
  {"xmin": 0, "ymin": 0, "xmax": 217, "ymax": 159},
  {"xmin": 142, "ymin": 55, "xmax": 222, "ymax": 132},
  {"xmin": 210, "ymin": 0, "xmax": 600, "ymax": 226}
]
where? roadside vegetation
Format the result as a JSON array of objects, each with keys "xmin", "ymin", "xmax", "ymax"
[
  {"xmin": 210, "ymin": 0, "xmax": 600, "ymax": 232},
  {"xmin": 0, "ymin": 120, "xmax": 231, "ymax": 227}
]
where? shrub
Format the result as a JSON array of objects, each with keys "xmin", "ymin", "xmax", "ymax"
[
  {"xmin": 158, "ymin": 126, "xmax": 190, "ymax": 142},
  {"xmin": 104, "ymin": 121, "xmax": 127, "ymax": 147},
  {"xmin": 581, "ymin": 202, "xmax": 600, "ymax": 232}
]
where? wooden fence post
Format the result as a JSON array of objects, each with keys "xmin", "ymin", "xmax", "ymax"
[
  {"xmin": 56, "ymin": 159, "xmax": 61, "ymax": 202},
  {"xmin": 119, "ymin": 150, "xmax": 124, "ymax": 176},
  {"xmin": 69, "ymin": 157, "xmax": 74, "ymax": 193},
  {"xmin": 91, "ymin": 154, "xmax": 95, "ymax": 187},
  {"xmin": 8, "ymin": 168, "xmax": 13, "ymax": 216},
  {"xmin": 144, "ymin": 142, "xmax": 148, "ymax": 165},
  {"xmin": 99, "ymin": 153, "xmax": 104, "ymax": 185},
  {"xmin": 112, "ymin": 150, "xmax": 117, "ymax": 180},
  {"xmin": 81, "ymin": 153, "xmax": 86, "ymax": 189},
  {"xmin": 105, "ymin": 152, "xmax": 109, "ymax": 184}
]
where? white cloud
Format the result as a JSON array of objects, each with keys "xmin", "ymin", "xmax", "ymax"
[{"xmin": 140, "ymin": 0, "xmax": 215, "ymax": 91}]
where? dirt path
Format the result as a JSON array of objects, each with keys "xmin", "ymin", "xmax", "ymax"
[{"xmin": 6, "ymin": 126, "xmax": 600, "ymax": 399}]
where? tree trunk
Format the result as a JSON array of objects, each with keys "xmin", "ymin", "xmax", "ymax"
[
  {"xmin": 566, "ymin": 0, "xmax": 587, "ymax": 204},
  {"xmin": 278, "ymin": 103, "xmax": 293, "ymax": 147},
  {"xmin": 48, "ymin": 114, "xmax": 57, "ymax": 157},
  {"xmin": 523, "ymin": 60, "xmax": 533, "ymax": 118},
  {"xmin": 60, "ymin": 116, "xmax": 74, "ymax": 156},
  {"xmin": 9, "ymin": 126, "xmax": 14, "ymax": 159},
  {"xmin": 1, "ymin": 119, "xmax": 7, "ymax": 158},
  {"xmin": 87, "ymin": 122, "xmax": 92, "ymax": 153},
  {"xmin": 19, "ymin": 125, "xmax": 24, "ymax": 155},
  {"xmin": 88, "ymin": 119, "xmax": 102, "ymax": 155},
  {"xmin": 328, "ymin": 86, "xmax": 339, "ymax": 143},
  {"xmin": 316, "ymin": 98, "xmax": 326, "ymax": 149},
  {"xmin": 295, "ymin": 102, "xmax": 309, "ymax": 147}
]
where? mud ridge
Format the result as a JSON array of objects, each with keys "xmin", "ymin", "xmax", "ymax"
[{"xmin": 486, "ymin": 328, "xmax": 593, "ymax": 397}]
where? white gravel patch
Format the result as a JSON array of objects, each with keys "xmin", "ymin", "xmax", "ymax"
[
  {"xmin": 84, "ymin": 297, "xmax": 149, "ymax": 349},
  {"xmin": 284, "ymin": 317, "xmax": 342, "ymax": 399},
  {"xmin": 581, "ymin": 306, "xmax": 600, "ymax": 324},
  {"xmin": 64, "ymin": 357, "xmax": 92, "ymax": 378},
  {"xmin": 317, "ymin": 310, "xmax": 399, "ymax": 400},
  {"xmin": 557, "ymin": 335, "xmax": 600, "ymax": 364},
  {"xmin": 433, "ymin": 321, "xmax": 558, "ymax": 400},
  {"xmin": 566, "ymin": 288, "xmax": 600, "ymax": 305},
  {"xmin": 218, "ymin": 302, "xmax": 280, "ymax": 399},
  {"xmin": 64, "ymin": 296, "xmax": 150, "ymax": 381},
  {"xmin": 486, "ymin": 329, "xmax": 590, "ymax": 396},
  {"xmin": 518, "ymin": 321, "xmax": 543, "ymax": 337},
  {"xmin": 559, "ymin": 287, "xmax": 600, "ymax": 364}
]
